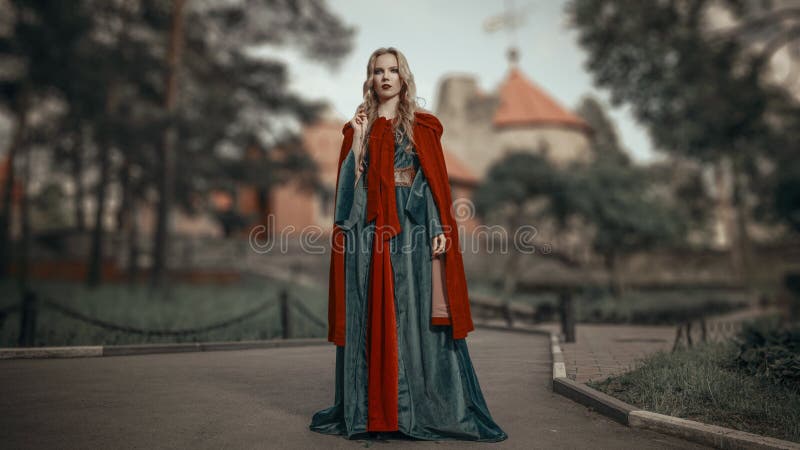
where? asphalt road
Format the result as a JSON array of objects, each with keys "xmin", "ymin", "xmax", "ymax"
[{"xmin": 0, "ymin": 328, "xmax": 708, "ymax": 449}]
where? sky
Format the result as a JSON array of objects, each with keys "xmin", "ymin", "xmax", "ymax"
[{"xmin": 260, "ymin": 0, "xmax": 657, "ymax": 162}]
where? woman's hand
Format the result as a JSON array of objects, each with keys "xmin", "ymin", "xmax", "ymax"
[
  {"xmin": 350, "ymin": 107, "xmax": 367, "ymax": 137},
  {"xmin": 432, "ymin": 233, "xmax": 447, "ymax": 258},
  {"xmin": 350, "ymin": 107, "xmax": 368, "ymax": 177}
]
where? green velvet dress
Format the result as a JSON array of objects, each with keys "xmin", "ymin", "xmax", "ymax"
[{"xmin": 309, "ymin": 133, "xmax": 507, "ymax": 442}]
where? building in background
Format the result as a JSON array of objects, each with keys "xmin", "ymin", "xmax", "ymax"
[{"xmin": 435, "ymin": 50, "xmax": 594, "ymax": 178}]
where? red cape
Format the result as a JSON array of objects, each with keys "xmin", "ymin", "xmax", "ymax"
[{"xmin": 327, "ymin": 111, "xmax": 475, "ymax": 347}]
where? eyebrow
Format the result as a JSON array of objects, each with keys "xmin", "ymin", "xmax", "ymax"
[{"xmin": 375, "ymin": 66, "xmax": 399, "ymax": 70}]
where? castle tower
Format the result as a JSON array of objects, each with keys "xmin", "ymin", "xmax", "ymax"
[{"xmin": 435, "ymin": 49, "xmax": 594, "ymax": 178}]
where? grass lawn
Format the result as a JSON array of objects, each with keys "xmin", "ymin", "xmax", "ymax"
[
  {"xmin": 588, "ymin": 341, "xmax": 800, "ymax": 443},
  {"xmin": 0, "ymin": 274, "xmax": 328, "ymax": 347}
]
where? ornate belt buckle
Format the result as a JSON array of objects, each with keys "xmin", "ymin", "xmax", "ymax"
[{"xmin": 394, "ymin": 164, "xmax": 415, "ymax": 187}]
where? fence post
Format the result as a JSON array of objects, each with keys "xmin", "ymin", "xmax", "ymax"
[
  {"xmin": 785, "ymin": 272, "xmax": 800, "ymax": 322},
  {"xmin": 700, "ymin": 317, "xmax": 707, "ymax": 343},
  {"xmin": 17, "ymin": 290, "xmax": 37, "ymax": 347},
  {"xmin": 672, "ymin": 323, "xmax": 684, "ymax": 352},
  {"xmin": 503, "ymin": 302, "xmax": 513, "ymax": 328},
  {"xmin": 686, "ymin": 321, "xmax": 693, "ymax": 347},
  {"xmin": 280, "ymin": 288, "xmax": 290, "ymax": 339},
  {"xmin": 559, "ymin": 290, "xmax": 575, "ymax": 343}
]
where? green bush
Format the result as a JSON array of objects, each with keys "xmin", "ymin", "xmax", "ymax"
[{"xmin": 728, "ymin": 317, "xmax": 800, "ymax": 390}]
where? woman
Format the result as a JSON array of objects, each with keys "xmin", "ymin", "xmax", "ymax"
[{"xmin": 309, "ymin": 47, "xmax": 507, "ymax": 442}]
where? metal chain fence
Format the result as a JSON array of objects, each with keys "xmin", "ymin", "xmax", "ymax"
[{"xmin": 3, "ymin": 288, "xmax": 329, "ymax": 345}]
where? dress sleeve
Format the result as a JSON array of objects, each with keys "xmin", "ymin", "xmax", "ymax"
[
  {"xmin": 424, "ymin": 181, "xmax": 444, "ymax": 241},
  {"xmin": 404, "ymin": 167, "xmax": 443, "ymax": 242},
  {"xmin": 333, "ymin": 145, "xmax": 356, "ymax": 227}
]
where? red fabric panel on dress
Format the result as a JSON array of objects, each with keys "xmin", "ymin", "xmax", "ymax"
[
  {"xmin": 366, "ymin": 236, "xmax": 399, "ymax": 431},
  {"xmin": 364, "ymin": 117, "xmax": 401, "ymax": 432}
]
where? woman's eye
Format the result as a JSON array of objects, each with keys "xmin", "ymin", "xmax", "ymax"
[{"xmin": 391, "ymin": 68, "xmax": 399, "ymax": 73}]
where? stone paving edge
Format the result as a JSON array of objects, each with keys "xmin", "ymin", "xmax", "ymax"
[{"xmin": 0, "ymin": 338, "xmax": 329, "ymax": 360}]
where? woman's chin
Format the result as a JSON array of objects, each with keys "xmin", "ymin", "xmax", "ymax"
[{"xmin": 378, "ymin": 92, "xmax": 399, "ymax": 102}]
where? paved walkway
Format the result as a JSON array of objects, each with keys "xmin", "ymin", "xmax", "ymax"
[
  {"xmin": 0, "ymin": 328, "xmax": 708, "ymax": 449},
  {"xmin": 533, "ymin": 306, "xmax": 779, "ymax": 384}
]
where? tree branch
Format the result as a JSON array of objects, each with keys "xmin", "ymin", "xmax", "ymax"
[{"xmin": 710, "ymin": 6, "xmax": 800, "ymax": 42}]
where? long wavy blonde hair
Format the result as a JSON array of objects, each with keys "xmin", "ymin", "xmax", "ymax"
[{"xmin": 356, "ymin": 47, "xmax": 421, "ymax": 156}]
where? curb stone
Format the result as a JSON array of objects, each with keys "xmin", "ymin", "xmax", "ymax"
[
  {"xmin": 547, "ymin": 331, "xmax": 800, "ymax": 450},
  {"xmin": 0, "ymin": 338, "xmax": 328, "ymax": 360}
]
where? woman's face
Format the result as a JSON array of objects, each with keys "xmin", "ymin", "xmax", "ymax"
[{"xmin": 371, "ymin": 53, "xmax": 402, "ymax": 103}]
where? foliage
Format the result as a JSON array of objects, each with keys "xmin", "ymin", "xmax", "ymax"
[
  {"xmin": 31, "ymin": 182, "xmax": 70, "ymax": 230},
  {"xmin": 771, "ymin": 160, "xmax": 800, "ymax": 233},
  {"xmin": 727, "ymin": 316, "xmax": 800, "ymax": 389},
  {"xmin": 574, "ymin": 96, "xmax": 631, "ymax": 166},
  {"xmin": 472, "ymin": 150, "xmax": 562, "ymax": 222},
  {"xmin": 474, "ymin": 147, "xmax": 687, "ymax": 263},
  {"xmin": 566, "ymin": 0, "xmax": 785, "ymax": 162},
  {"xmin": 0, "ymin": 0, "xmax": 355, "ymax": 284},
  {"xmin": 569, "ymin": 158, "xmax": 687, "ymax": 255},
  {"xmin": 565, "ymin": 0, "xmax": 800, "ymax": 235}
]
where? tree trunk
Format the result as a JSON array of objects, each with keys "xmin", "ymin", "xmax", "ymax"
[
  {"xmin": 86, "ymin": 143, "xmax": 112, "ymax": 287},
  {"xmin": 87, "ymin": 86, "xmax": 120, "ymax": 287},
  {"xmin": 151, "ymin": 0, "xmax": 186, "ymax": 290},
  {"xmin": 17, "ymin": 132, "xmax": 33, "ymax": 291},
  {"xmin": 730, "ymin": 157, "xmax": 753, "ymax": 289},
  {"xmin": 0, "ymin": 103, "xmax": 26, "ymax": 278},
  {"xmin": 257, "ymin": 186, "xmax": 273, "ymax": 238},
  {"xmin": 604, "ymin": 251, "xmax": 623, "ymax": 298},
  {"xmin": 500, "ymin": 212, "xmax": 523, "ymax": 327},
  {"xmin": 16, "ymin": 143, "xmax": 35, "ymax": 346},
  {"xmin": 127, "ymin": 197, "xmax": 140, "ymax": 284},
  {"xmin": 71, "ymin": 127, "xmax": 86, "ymax": 232},
  {"xmin": 116, "ymin": 157, "xmax": 131, "ymax": 234}
]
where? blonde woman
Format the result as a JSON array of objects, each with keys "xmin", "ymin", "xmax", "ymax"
[{"xmin": 309, "ymin": 47, "xmax": 507, "ymax": 443}]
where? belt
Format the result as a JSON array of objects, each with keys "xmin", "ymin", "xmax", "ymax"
[{"xmin": 361, "ymin": 164, "xmax": 416, "ymax": 188}]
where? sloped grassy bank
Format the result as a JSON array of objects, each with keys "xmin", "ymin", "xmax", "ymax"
[{"xmin": 588, "ymin": 316, "xmax": 800, "ymax": 443}]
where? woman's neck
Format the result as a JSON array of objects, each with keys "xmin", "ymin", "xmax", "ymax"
[{"xmin": 377, "ymin": 95, "xmax": 399, "ymax": 120}]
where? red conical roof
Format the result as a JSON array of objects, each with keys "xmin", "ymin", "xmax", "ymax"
[{"xmin": 493, "ymin": 67, "xmax": 590, "ymax": 132}]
